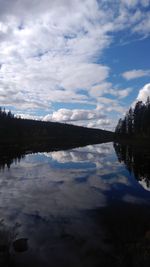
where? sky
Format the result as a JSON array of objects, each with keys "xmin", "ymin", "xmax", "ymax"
[{"xmin": 0, "ymin": 0, "xmax": 150, "ymax": 130}]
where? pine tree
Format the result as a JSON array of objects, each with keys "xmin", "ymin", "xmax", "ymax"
[{"xmin": 115, "ymin": 97, "xmax": 150, "ymax": 138}]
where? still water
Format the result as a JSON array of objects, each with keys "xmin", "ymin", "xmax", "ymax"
[{"xmin": 0, "ymin": 142, "xmax": 150, "ymax": 267}]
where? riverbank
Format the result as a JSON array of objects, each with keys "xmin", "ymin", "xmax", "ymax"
[{"xmin": 114, "ymin": 136, "xmax": 150, "ymax": 151}]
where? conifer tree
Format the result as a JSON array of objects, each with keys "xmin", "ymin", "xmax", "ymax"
[{"xmin": 115, "ymin": 97, "xmax": 150, "ymax": 138}]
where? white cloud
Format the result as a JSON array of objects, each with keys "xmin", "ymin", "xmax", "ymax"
[
  {"xmin": 90, "ymin": 83, "xmax": 131, "ymax": 99},
  {"xmin": 16, "ymin": 109, "xmax": 112, "ymax": 130},
  {"xmin": 87, "ymin": 119, "xmax": 111, "ymax": 129},
  {"xmin": 137, "ymin": 83, "xmax": 150, "ymax": 102},
  {"xmin": 15, "ymin": 113, "xmax": 43, "ymax": 120},
  {"xmin": 45, "ymin": 143, "xmax": 113, "ymax": 164},
  {"xmin": 121, "ymin": 0, "xmax": 150, "ymax": 8},
  {"xmin": 41, "ymin": 107, "xmax": 114, "ymax": 129},
  {"xmin": 0, "ymin": 0, "xmax": 149, "ymax": 128},
  {"xmin": 122, "ymin": 69, "xmax": 150, "ymax": 80},
  {"xmin": 110, "ymin": 88, "xmax": 132, "ymax": 99},
  {"xmin": 0, "ymin": 1, "xmax": 111, "ymax": 111},
  {"xmin": 121, "ymin": 0, "xmax": 139, "ymax": 8},
  {"xmin": 132, "ymin": 10, "xmax": 150, "ymax": 35},
  {"xmin": 43, "ymin": 108, "xmax": 105, "ymax": 122}
]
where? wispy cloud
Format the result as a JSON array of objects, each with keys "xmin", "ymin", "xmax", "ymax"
[{"xmin": 122, "ymin": 69, "xmax": 150, "ymax": 80}]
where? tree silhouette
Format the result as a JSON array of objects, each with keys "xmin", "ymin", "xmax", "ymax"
[
  {"xmin": 115, "ymin": 97, "xmax": 150, "ymax": 138},
  {"xmin": 0, "ymin": 106, "xmax": 114, "ymax": 154},
  {"xmin": 0, "ymin": 108, "xmax": 14, "ymax": 120},
  {"xmin": 114, "ymin": 142, "xmax": 150, "ymax": 189}
]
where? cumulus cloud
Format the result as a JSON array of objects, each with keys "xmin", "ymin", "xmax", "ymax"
[
  {"xmin": 42, "ymin": 108, "xmax": 114, "ymax": 129},
  {"xmin": 43, "ymin": 108, "xmax": 105, "ymax": 122},
  {"xmin": 15, "ymin": 108, "xmax": 112, "ymax": 129},
  {"xmin": 16, "ymin": 101, "xmax": 118, "ymax": 129},
  {"xmin": 137, "ymin": 83, "xmax": 150, "ymax": 102},
  {"xmin": 45, "ymin": 143, "xmax": 113, "ymax": 164},
  {"xmin": 122, "ymin": 69, "xmax": 150, "ymax": 80}
]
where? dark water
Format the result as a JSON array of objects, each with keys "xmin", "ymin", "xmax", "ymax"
[{"xmin": 0, "ymin": 142, "xmax": 150, "ymax": 267}]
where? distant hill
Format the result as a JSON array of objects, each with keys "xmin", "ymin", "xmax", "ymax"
[{"xmin": 0, "ymin": 108, "xmax": 114, "ymax": 152}]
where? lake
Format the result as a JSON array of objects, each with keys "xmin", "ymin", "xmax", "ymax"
[{"xmin": 0, "ymin": 142, "xmax": 150, "ymax": 267}]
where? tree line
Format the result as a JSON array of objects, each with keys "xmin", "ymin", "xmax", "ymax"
[
  {"xmin": 0, "ymin": 107, "xmax": 15, "ymax": 120},
  {"xmin": 115, "ymin": 97, "xmax": 150, "ymax": 137},
  {"xmin": 0, "ymin": 106, "xmax": 114, "ymax": 151}
]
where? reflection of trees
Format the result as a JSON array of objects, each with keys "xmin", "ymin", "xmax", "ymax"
[
  {"xmin": 114, "ymin": 142, "xmax": 150, "ymax": 189},
  {"xmin": 0, "ymin": 143, "xmax": 112, "ymax": 170},
  {"xmin": 0, "ymin": 149, "xmax": 25, "ymax": 170},
  {"xmin": 0, "ymin": 142, "xmax": 113, "ymax": 170},
  {"xmin": 100, "ymin": 203, "xmax": 150, "ymax": 266}
]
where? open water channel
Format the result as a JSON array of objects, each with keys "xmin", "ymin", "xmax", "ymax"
[{"xmin": 0, "ymin": 142, "xmax": 150, "ymax": 267}]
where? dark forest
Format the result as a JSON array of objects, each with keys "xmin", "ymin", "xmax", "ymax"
[
  {"xmin": 0, "ymin": 107, "xmax": 114, "ymax": 152},
  {"xmin": 115, "ymin": 97, "xmax": 150, "ymax": 138}
]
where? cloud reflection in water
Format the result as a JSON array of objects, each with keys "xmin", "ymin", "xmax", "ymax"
[{"xmin": 0, "ymin": 143, "xmax": 150, "ymax": 266}]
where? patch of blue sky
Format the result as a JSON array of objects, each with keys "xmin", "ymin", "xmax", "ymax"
[
  {"xmin": 104, "ymin": 77, "xmax": 150, "ymax": 107},
  {"xmin": 18, "ymin": 22, "xmax": 24, "ymax": 30},
  {"xmin": 77, "ymin": 89, "xmax": 89, "ymax": 97},
  {"xmin": 17, "ymin": 109, "xmax": 49, "ymax": 117},
  {"xmin": 33, "ymin": 108, "xmax": 52, "ymax": 116},
  {"xmin": 102, "ymin": 93, "xmax": 117, "ymax": 100},
  {"xmin": 32, "ymin": 50, "xmax": 49, "ymax": 59},
  {"xmin": 1, "ymin": 105, "xmax": 15, "ymax": 111},
  {"xmin": 108, "ymin": 110, "xmax": 124, "ymax": 120},
  {"xmin": 121, "ymin": 93, "xmax": 136, "ymax": 107},
  {"xmin": 51, "ymin": 160, "xmax": 95, "ymax": 170},
  {"xmin": 97, "ymin": 34, "xmax": 150, "ymax": 107},
  {"xmin": 102, "ymin": 34, "xmax": 150, "ymax": 73},
  {"xmin": 64, "ymin": 33, "xmax": 77, "ymax": 40}
]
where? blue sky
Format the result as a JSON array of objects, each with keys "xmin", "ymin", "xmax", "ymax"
[{"xmin": 0, "ymin": 0, "xmax": 150, "ymax": 130}]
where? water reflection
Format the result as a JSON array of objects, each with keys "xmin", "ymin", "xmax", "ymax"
[
  {"xmin": 0, "ymin": 143, "xmax": 150, "ymax": 266},
  {"xmin": 44, "ymin": 143, "xmax": 113, "ymax": 169},
  {"xmin": 0, "ymin": 143, "xmax": 112, "ymax": 170},
  {"xmin": 0, "ymin": 220, "xmax": 28, "ymax": 266},
  {"xmin": 114, "ymin": 142, "xmax": 150, "ymax": 191},
  {"xmin": 0, "ymin": 149, "xmax": 25, "ymax": 170}
]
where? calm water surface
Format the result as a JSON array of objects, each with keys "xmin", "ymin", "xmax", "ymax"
[{"xmin": 0, "ymin": 142, "xmax": 150, "ymax": 267}]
